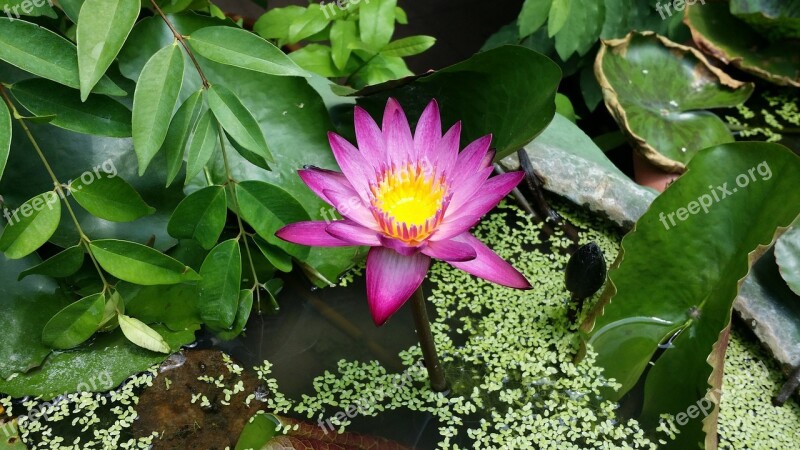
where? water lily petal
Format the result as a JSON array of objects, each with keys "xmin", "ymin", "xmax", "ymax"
[
  {"xmin": 298, "ymin": 166, "xmax": 355, "ymax": 205},
  {"xmin": 366, "ymin": 247, "xmax": 430, "ymax": 325},
  {"xmin": 383, "ymin": 98, "xmax": 414, "ymax": 165},
  {"xmin": 447, "ymin": 232, "xmax": 531, "ymax": 289},
  {"xmin": 434, "ymin": 121, "xmax": 461, "ymax": 177},
  {"xmin": 354, "ymin": 106, "xmax": 386, "ymax": 168},
  {"xmin": 323, "ymin": 188, "xmax": 380, "ymax": 230},
  {"xmin": 442, "ymin": 171, "xmax": 524, "ymax": 225},
  {"xmin": 447, "ymin": 165, "xmax": 493, "ymax": 213},
  {"xmin": 328, "ymin": 131, "xmax": 373, "ymax": 200},
  {"xmin": 326, "ymin": 221, "xmax": 381, "ymax": 246},
  {"xmin": 414, "ymin": 99, "xmax": 441, "ymax": 160},
  {"xmin": 276, "ymin": 221, "xmax": 352, "ymax": 247},
  {"xmin": 378, "ymin": 235, "xmax": 420, "ymax": 256},
  {"xmin": 421, "ymin": 238, "xmax": 477, "ymax": 262},
  {"xmin": 450, "ymin": 134, "xmax": 493, "ymax": 186}
]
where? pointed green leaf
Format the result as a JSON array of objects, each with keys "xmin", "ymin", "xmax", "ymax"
[
  {"xmin": 207, "ymin": 84, "xmax": 272, "ymax": 163},
  {"xmin": 90, "ymin": 239, "xmax": 200, "ymax": 285},
  {"xmin": 330, "ymin": 20, "xmax": 357, "ymax": 71},
  {"xmin": 199, "ymin": 239, "xmax": 241, "ymax": 330},
  {"xmin": 381, "ymin": 35, "xmax": 436, "ymax": 57},
  {"xmin": 42, "ymin": 293, "xmax": 105, "ymax": 349},
  {"xmin": 215, "ymin": 289, "xmax": 253, "ymax": 341},
  {"xmin": 10, "ymin": 78, "xmax": 132, "ymax": 137},
  {"xmin": 235, "ymin": 181, "xmax": 310, "ymax": 260},
  {"xmin": 188, "ymin": 26, "xmax": 307, "ymax": 77},
  {"xmin": 76, "ymin": 0, "xmax": 140, "ymax": 100},
  {"xmin": 0, "ymin": 18, "xmax": 125, "ymax": 96},
  {"xmin": 132, "ymin": 43, "xmax": 185, "ymax": 175},
  {"xmin": 185, "ymin": 108, "xmax": 219, "ymax": 182},
  {"xmin": 18, "ymin": 244, "xmax": 84, "ymax": 280},
  {"xmin": 227, "ymin": 133, "xmax": 271, "ymax": 171},
  {"xmin": 98, "ymin": 290, "xmax": 124, "ymax": 332},
  {"xmin": 118, "ymin": 314, "xmax": 171, "ymax": 353},
  {"xmin": 253, "ymin": 5, "xmax": 305, "ymax": 42},
  {"xmin": 163, "ymin": 89, "xmax": 205, "ymax": 186},
  {"xmin": 0, "ymin": 191, "xmax": 61, "ymax": 259},
  {"xmin": 518, "ymin": 0, "xmax": 551, "ymax": 37},
  {"xmin": 167, "ymin": 185, "xmax": 226, "ymax": 249},
  {"xmin": 553, "ymin": 0, "xmax": 603, "ymax": 59},
  {"xmin": 359, "ymin": 0, "xmax": 396, "ymax": 51},
  {"xmin": 70, "ymin": 172, "xmax": 155, "ymax": 222},
  {"xmin": 0, "ymin": 97, "xmax": 9, "ymax": 182},
  {"xmin": 287, "ymin": 4, "xmax": 330, "ymax": 44},
  {"xmin": 548, "ymin": 0, "xmax": 571, "ymax": 36},
  {"xmin": 252, "ymin": 235, "xmax": 292, "ymax": 273}
]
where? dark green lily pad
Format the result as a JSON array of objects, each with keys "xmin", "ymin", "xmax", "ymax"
[
  {"xmin": 685, "ymin": 2, "xmax": 800, "ymax": 88},
  {"xmin": 730, "ymin": 0, "xmax": 800, "ymax": 41},
  {"xmin": 595, "ymin": 31, "xmax": 754, "ymax": 173},
  {"xmin": 775, "ymin": 225, "xmax": 800, "ymax": 296},
  {"xmin": 583, "ymin": 142, "xmax": 800, "ymax": 449}
]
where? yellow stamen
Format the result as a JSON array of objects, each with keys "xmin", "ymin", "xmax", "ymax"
[{"xmin": 372, "ymin": 163, "xmax": 445, "ymax": 243}]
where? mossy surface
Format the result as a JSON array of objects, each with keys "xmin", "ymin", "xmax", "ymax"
[{"xmin": 3, "ymin": 202, "xmax": 800, "ymax": 449}]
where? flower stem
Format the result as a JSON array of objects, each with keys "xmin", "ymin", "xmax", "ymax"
[{"xmin": 410, "ymin": 286, "xmax": 447, "ymax": 392}]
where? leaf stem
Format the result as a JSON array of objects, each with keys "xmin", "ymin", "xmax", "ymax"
[
  {"xmin": 0, "ymin": 85, "xmax": 110, "ymax": 290},
  {"xmin": 410, "ymin": 286, "xmax": 448, "ymax": 392},
  {"xmin": 149, "ymin": 0, "xmax": 210, "ymax": 89}
]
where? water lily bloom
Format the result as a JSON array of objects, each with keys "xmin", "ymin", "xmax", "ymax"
[{"xmin": 276, "ymin": 98, "xmax": 531, "ymax": 325}]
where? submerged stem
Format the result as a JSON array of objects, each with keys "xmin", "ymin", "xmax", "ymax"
[{"xmin": 410, "ymin": 286, "xmax": 448, "ymax": 392}]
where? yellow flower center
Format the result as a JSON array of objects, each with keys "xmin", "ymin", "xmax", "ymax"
[{"xmin": 371, "ymin": 163, "xmax": 446, "ymax": 244}]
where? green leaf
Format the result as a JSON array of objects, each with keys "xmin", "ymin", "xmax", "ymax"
[
  {"xmin": 381, "ymin": 35, "xmax": 436, "ymax": 57},
  {"xmin": 289, "ymin": 44, "xmax": 346, "ymax": 78},
  {"xmin": 0, "ymin": 0, "xmax": 56, "ymax": 18},
  {"xmin": 90, "ymin": 239, "xmax": 200, "ymax": 285},
  {"xmin": 167, "ymin": 185, "xmax": 226, "ymax": 249},
  {"xmin": 185, "ymin": 108, "xmax": 219, "ymax": 182},
  {"xmin": 97, "ymin": 290, "xmax": 123, "ymax": 332},
  {"xmin": 518, "ymin": 0, "xmax": 551, "ymax": 37},
  {"xmin": 548, "ymin": 0, "xmax": 571, "ymax": 36},
  {"xmin": 188, "ymin": 26, "xmax": 307, "ymax": 77},
  {"xmin": 227, "ymin": 133, "xmax": 271, "ymax": 171},
  {"xmin": 359, "ymin": 0, "xmax": 396, "ymax": 50},
  {"xmin": 10, "ymin": 78, "xmax": 132, "ymax": 137},
  {"xmin": 253, "ymin": 5, "xmax": 305, "ymax": 42},
  {"xmin": 0, "ymin": 97, "xmax": 9, "ymax": 182},
  {"xmin": 18, "ymin": 244, "xmax": 84, "ymax": 280},
  {"xmin": 236, "ymin": 180, "xmax": 311, "ymax": 260},
  {"xmin": 118, "ymin": 314, "xmax": 171, "ymax": 353},
  {"xmin": 120, "ymin": 281, "xmax": 201, "ymax": 331},
  {"xmin": 76, "ymin": 0, "xmax": 140, "ymax": 100},
  {"xmin": 583, "ymin": 142, "xmax": 800, "ymax": 448},
  {"xmin": 70, "ymin": 172, "xmax": 155, "ymax": 222},
  {"xmin": 253, "ymin": 235, "xmax": 292, "ymax": 273},
  {"xmin": 686, "ymin": 2, "xmax": 800, "ymax": 87},
  {"xmin": 234, "ymin": 413, "xmax": 280, "ymax": 450},
  {"xmin": 553, "ymin": 0, "xmax": 604, "ymax": 59},
  {"xmin": 395, "ymin": 6, "xmax": 408, "ymax": 24},
  {"xmin": 208, "ymin": 84, "xmax": 272, "ymax": 162},
  {"xmin": 42, "ymin": 293, "xmax": 105, "ymax": 349},
  {"xmin": 595, "ymin": 32, "xmax": 754, "ymax": 172},
  {"xmin": 555, "ymin": 92, "xmax": 578, "ymax": 123},
  {"xmin": 356, "ymin": 45, "xmax": 561, "ymax": 160},
  {"xmin": 0, "ymin": 191, "xmax": 61, "ymax": 259},
  {"xmin": 0, "ymin": 18, "xmax": 125, "ymax": 96},
  {"xmin": 215, "ymin": 289, "xmax": 253, "ymax": 340},
  {"xmin": 330, "ymin": 20, "xmax": 357, "ymax": 71},
  {"xmin": 164, "ymin": 89, "xmax": 205, "ymax": 186},
  {"xmin": 287, "ymin": 4, "xmax": 330, "ymax": 44},
  {"xmin": 59, "ymin": 0, "xmax": 86, "ymax": 22},
  {"xmin": 360, "ymin": 54, "xmax": 412, "ymax": 86},
  {"xmin": 132, "ymin": 43, "xmax": 185, "ymax": 175},
  {"xmin": 730, "ymin": 0, "xmax": 800, "ymax": 41},
  {"xmin": 0, "ymin": 326, "xmax": 195, "ymax": 399},
  {"xmin": 775, "ymin": 226, "xmax": 800, "ymax": 296},
  {"xmin": 199, "ymin": 239, "xmax": 241, "ymax": 330}
]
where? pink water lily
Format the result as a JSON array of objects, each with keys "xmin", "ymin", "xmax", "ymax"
[{"xmin": 276, "ymin": 98, "xmax": 531, "ymax": 325}]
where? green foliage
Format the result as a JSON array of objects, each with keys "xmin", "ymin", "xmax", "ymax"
[{"xmin": 253, "ymin": 1, "xmax": 432, "ymax": 88}]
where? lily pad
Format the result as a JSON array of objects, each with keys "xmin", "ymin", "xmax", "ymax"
[
  {"xmin": 730, "ymin": 0, "xmax": 800, "ymax": 41},
  {"xmin": 595, "ymin": 31, "xmax": 754, "ymax": 173},
  {"xmin": 583, "ymin": 142, "xmax": 800, "ymax": 449},
  {"xmin": 685, "ymin": 2, "xmax": 800, "ymax": 88},
  {"xmin": 775, "ymin": 225, "xmax": 800, "ymax": 297}
]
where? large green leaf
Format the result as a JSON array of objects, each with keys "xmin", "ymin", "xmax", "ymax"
[
  {"xmin": 0, "ymin": 191, "xmax": 61, "ymax": 259},
  {"xmin": 90, "ymin": 239, "xmax": 200, "ymax": 285},
  {"xmin": 583, "ymin": 142, "xmax": 800, "ymax": 449},
  {"xmin": 235, "ymin": 180, "xmax": 311, "ymax": 260},
  {"xmin": 120, "ymin": 281, "xmax": 201, "ymax": 331},
  {"xmin": 184, "ymin": 108, "xmax": 219, "ymax": 182},
  {"xmin": 775, "ymin": 226, "xmax": 800, "ymax": 296},
  {"xmin": 187, "ymin": 26, "xmax": 307, "ymax": 77},
  {"xmin": 0, "ymin": 326, "xmax": 195, "ymax": 399},
  {"xmin": 207, "ymin": 84, "xmax": 272, "ymax": 162},
  {"xmin": 0, "ymin": 98, "xmax": 9, "ymax": 182},
  {"xmin": 9, "ymin": 79, "xmax": 132, "ymax": 137},
  {"xmin": 215, "ymin": 289, "xmax": 253, "ymax": 340},
  {"xmin": 685, "ymin": 2, "xmax": 800, "ymax": 88},
  {"xmin": 167, "ymin": 185, "xmax": 226, "ymax": 250},
  {"xmin": 70, "ymin": 172, "xmax": 155, "ymax": 222},
  {"xmin": 730, "ymin": 0, "xmax": 800, "ymax": 41},
  {"xmin": 163, "ymin": 88, "xmax": 205, "ymax": 186},
  {"xmin": 0, "ymin": 18, "xmax": 125, "ymax": 96},
  {"xmin": 198, "ymin": 239, "xmax": 241, "ymax": 330},
  {"xmin": 76, "ymin": 0, "xmax": 140, "ymax": 100},
  {"xmin": 18, "ymin": 244, "xmax": 85, "ymax": 280},
  {"xmin": 132, "ymin": 43, "xmax": 185, "ymax": 175},
  {"xmin": 595, "ymin": 32, "xmax": 754, "ymax": 173},
  {"xmin": 356, "ymin": 45, "xmax": 561, "ymax": 160},
  {"xmin": 41, "ymin": 292, "xmax": 105, "ymax": 349},
  {"xmin": 359, "ymin": 0, "xmax": 396, "ymax": 51}
]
